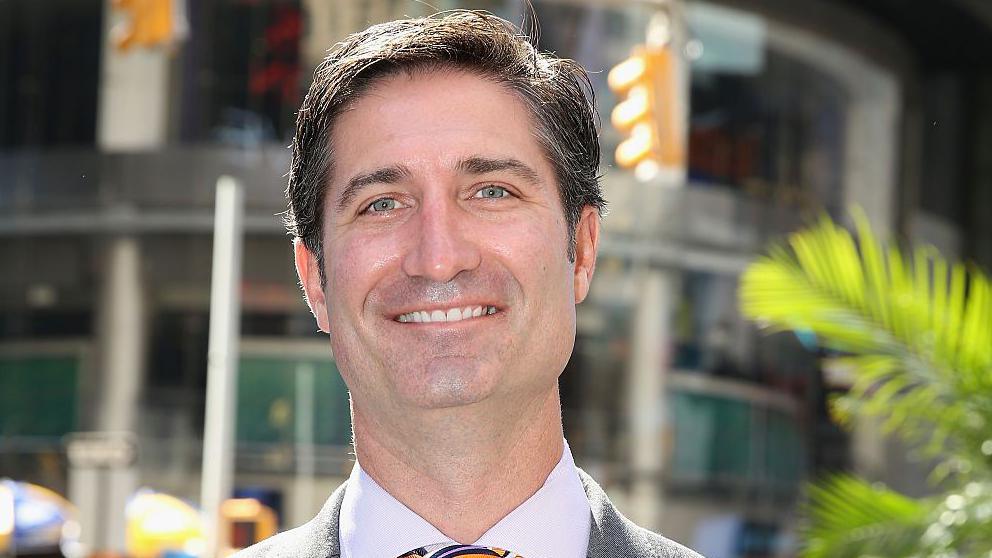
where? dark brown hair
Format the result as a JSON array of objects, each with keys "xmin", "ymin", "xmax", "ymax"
[{"xmin": 285, "ymin": 10, "xmax": 605, "ymax": 283}]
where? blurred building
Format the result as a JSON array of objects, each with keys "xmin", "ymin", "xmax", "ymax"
[{"xmin": 1, "ymin": 0, "xmax": 990, "ymax": 556}]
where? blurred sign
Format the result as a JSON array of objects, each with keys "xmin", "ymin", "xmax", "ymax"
[{"xmin": 66, "ymin": 432, "xmax": 138, "ymax": 468}]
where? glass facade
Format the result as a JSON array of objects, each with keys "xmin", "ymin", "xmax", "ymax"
[
  {"xmin": 179, "ymin": 0, "xmax": 303, "ymax": 144},
  {"xmin": 686, "ymin": 3, "xmax": 848, "ymax": 214},
  {"xmin": 0, "ymin": 0, "xmax": 102, "ymax": 148}
]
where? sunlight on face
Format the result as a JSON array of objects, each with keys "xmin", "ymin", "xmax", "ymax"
[{"xmin": 310, "ymin": 69, "xmax": 590, "ymax": 416}]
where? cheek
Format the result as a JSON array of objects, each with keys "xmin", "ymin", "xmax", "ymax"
[
  {"xmin": 490, "ymin": 209, "xmax": 567, "ymax": 259},
  {"xmin": 326, "ymin": 232, "xmax": 403, "ymax": 311},
  {"xmin": 489, "ymin": 213, "xmax": 573, "ymax": 301}
]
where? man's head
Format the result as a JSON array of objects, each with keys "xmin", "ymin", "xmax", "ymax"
[
  {"xmin": 286, "ymin": 10, "xmax": 605, "ymax": 283},
  {"xmin": 290, "ymin": 10, "xmax": 604, "ymax": 416}
]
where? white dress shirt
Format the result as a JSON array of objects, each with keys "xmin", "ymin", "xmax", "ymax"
[{"xmin": 339, "ymin": 439, "xmax": 591, "ymax": 558}]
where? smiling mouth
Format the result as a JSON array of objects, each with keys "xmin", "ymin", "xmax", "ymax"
[{"xmin": 395, "ymin": 305, "xmax": 499, "ymax": 323}]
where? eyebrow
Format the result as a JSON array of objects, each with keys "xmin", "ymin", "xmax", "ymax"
[
  {"xmin": 334, "ymin": 156, "xmax": 543, "ymax": 212},
  {"xmin": 455, "ymin": 156, "xmax": 542, "ymax": 186},
  {"xmin": 336, "ymin": 165, "xmax": 412, "ymax": 212}
]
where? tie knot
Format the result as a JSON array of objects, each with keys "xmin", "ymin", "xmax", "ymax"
[{"xmin": 398, "ymin": 544, "xmax": 523, "ymax": 558}]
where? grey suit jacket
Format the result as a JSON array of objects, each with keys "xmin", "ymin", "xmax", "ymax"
[{"xmin": 234, "ymin": 468, "xmax": 703, "ymax": 558}]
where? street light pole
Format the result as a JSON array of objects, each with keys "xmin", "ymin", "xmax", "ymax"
[{"xmin": 200, "ymin": 176, "xmax": 245, "ymax": 558}]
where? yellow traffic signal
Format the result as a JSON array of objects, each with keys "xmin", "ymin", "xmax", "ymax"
[
  {"xmin": 112, "ymin": 0, "xmax": 175, "ymax": 50},
  {"xmin": 218, "ymin": 498, "xmax": 278, "ymax": 556},
  {"xmin": 608, "ymin": 44, "xmax": 684, "ymax": 179}
]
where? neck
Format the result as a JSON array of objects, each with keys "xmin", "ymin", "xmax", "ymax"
[{"xmin": 352, "ymin": 385, "xmax": 565, "ymax": 543}]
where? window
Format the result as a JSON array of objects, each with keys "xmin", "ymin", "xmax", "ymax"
[
  {"xmin": 179, "ymin": 0, "xmax": 302, "ymax": 144},
  {"xmin": 687, "ymin": 2, "xmax": 847, "ymax": 213},
  {"xmin": 0, "ymin": 0, "xmax": 102, "ymax": 148}
]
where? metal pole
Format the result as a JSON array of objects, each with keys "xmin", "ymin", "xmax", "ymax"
[{"xmin": 200, "ymin": 176, "xmax": 245, "ymax": 558}]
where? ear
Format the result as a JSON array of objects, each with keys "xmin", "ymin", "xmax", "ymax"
[
  {"xmin": 294, "ymin": 239, "xmax": 330, "ymax": 333},
  {"xmin": 573, "ymin": 205, "xmax": 600, "ymax": 304}
]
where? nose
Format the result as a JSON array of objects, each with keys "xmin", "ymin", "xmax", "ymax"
[{"xmin": 401, "ymin": 197, "xmax": 482, "ymax": 282}]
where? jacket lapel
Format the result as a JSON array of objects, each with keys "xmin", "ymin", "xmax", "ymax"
[
  {"xmin": 577, "ymin": 468, "xmax": 613, "ymax": 558},
  {"xmin": 310, "ymin": 481, "xmax": 347, "ymax": 558}
]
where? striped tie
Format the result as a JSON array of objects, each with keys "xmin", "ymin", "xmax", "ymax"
[{"xmin": 398, "ymin": 544, "xmax": 523, "ymax": 558}]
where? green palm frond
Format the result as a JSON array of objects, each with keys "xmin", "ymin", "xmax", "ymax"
[
  {"xmin": 740, "ymin": 211, "xmax": 992, "ymax": 462},
  {"xmin": 740, "ymin": 211, "xmax": 992, "ymax": 557},
  {"xmin": 802, "ymin": 475, "xmax": 930, "ymax": 558},
  {"xmin": 803, "ymin": 476, "xmax": 992, "ymax": 558}
]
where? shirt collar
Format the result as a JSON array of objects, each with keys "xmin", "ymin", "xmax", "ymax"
[{"xmin": 339, "ymin": 439, "xmax": 591, "ymax": 558}]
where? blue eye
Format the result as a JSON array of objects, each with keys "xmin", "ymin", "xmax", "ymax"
[
  {"xmin": 476, "ymin": 185, "xmax": 507, "ymax": 199},
  {"xmin": 368, "ymin": 198, "xmax": 397, "ymax": 212}
]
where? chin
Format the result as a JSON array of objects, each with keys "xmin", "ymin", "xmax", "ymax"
[{"xmin": 402, "ymin": 356, "xmax": 501, "ymax": 409}]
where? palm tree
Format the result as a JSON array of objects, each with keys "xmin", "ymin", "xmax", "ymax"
[{"xmin": 739, "ymin": 211, "xmax": 992, "ymax": 557}]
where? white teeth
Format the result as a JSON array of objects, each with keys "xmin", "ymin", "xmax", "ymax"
[{"xmin": 396, "ymin": 305, "xmax": 498, "ymax": 323}]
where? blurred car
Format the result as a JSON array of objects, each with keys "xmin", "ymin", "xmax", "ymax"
[
  {"xmin": 125, "ymin": 489, "xmax": 204, "ymax": 558},
  {"xmin": 0, "ymin": 479, "xmax": 75, "ymax": 557}
]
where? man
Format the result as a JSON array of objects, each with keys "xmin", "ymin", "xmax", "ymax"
[{"xmin": 237, "ymin": 9, "xmax": 702, "ymax": 558}]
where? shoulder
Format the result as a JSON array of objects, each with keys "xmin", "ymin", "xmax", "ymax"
[
  {"xmin": 230, "ymin": 483, "xmax": 347, "ymax": 558},
  {"xmin": 606, "ymin": 515, "xmax": 705, "ymax": 558},
  {"xmin": 230, "ymin": 521, "xmax": 325, "ymax": 558},
  {"xmin": 576, "ymin": 468, "xmax": 705, "ymax": 558}
]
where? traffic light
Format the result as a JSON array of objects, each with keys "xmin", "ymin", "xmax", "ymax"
[
  {"xmin": 608, "ymin": 43, "xmax": 684, "ymax": 180},
  {"xmin": 218, "ymin": 498, "xmax": 277, "ymax": 556},
  {"xmin": 112, "ymin": 0, "xmax": 175, "ymax": 50}
]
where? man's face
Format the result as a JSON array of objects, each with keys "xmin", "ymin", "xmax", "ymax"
[{"xmin": 296, "ymin": 69, "xmax": 599, "ymax": 415}]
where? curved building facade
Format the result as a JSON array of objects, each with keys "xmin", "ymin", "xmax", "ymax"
[{"xmin": 2, "ymin": 0, "xmax": 991, "ymax": 556}]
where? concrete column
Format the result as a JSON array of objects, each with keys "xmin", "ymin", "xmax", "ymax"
[
  {"xmin": 844, "ymin": 90, "xmax": 901, "ymax": 232},
  {"xmin": 96, "ymin": 236, "xmax": 146, "ymax": 433},
  {"xmin": 842, "ymin": 74, "xmax": 901, "ymax": 482},
  {"xmin": 970, "ymin": 76, "xmax": 992, "ymax": 271},
  {"xmin": 72, "ymin": 236, "xmax": 145, "ymax": 556},
  {"xmin": 301, "ymin": 0, "xmax": 338, "ymax": 69},
  {"xmin": 74, "ymin": 0, "xmax": 170, "ymax": 546},
  {"xmin": 66, "ymin": 454, "xmax": 138, "ymax": 558},
  {"xmin": 626, "ymin": 268, "xmax": 674, "ymax": 531},
  {"xmin": 302, "ymin": 0, "xmax": 363, "ymax": 69},
  {"xmin": 765, "ymin": 20, "xmax": 903, "ymax": 482},
  {"xmin": 97, "ymin": 0, "xmax": 171, "ymax": 150},
  {"xmin": 291, "ymin": 363, "xmax": 317, "ymax": 526},
  {"xmin": 623, "ymin": 0, "xmax": 687, "ymax": 530}
]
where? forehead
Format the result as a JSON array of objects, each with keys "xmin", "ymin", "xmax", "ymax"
[{"xmin": 328, "ymin": 68, "xmax": 553, "ymax": 184}]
